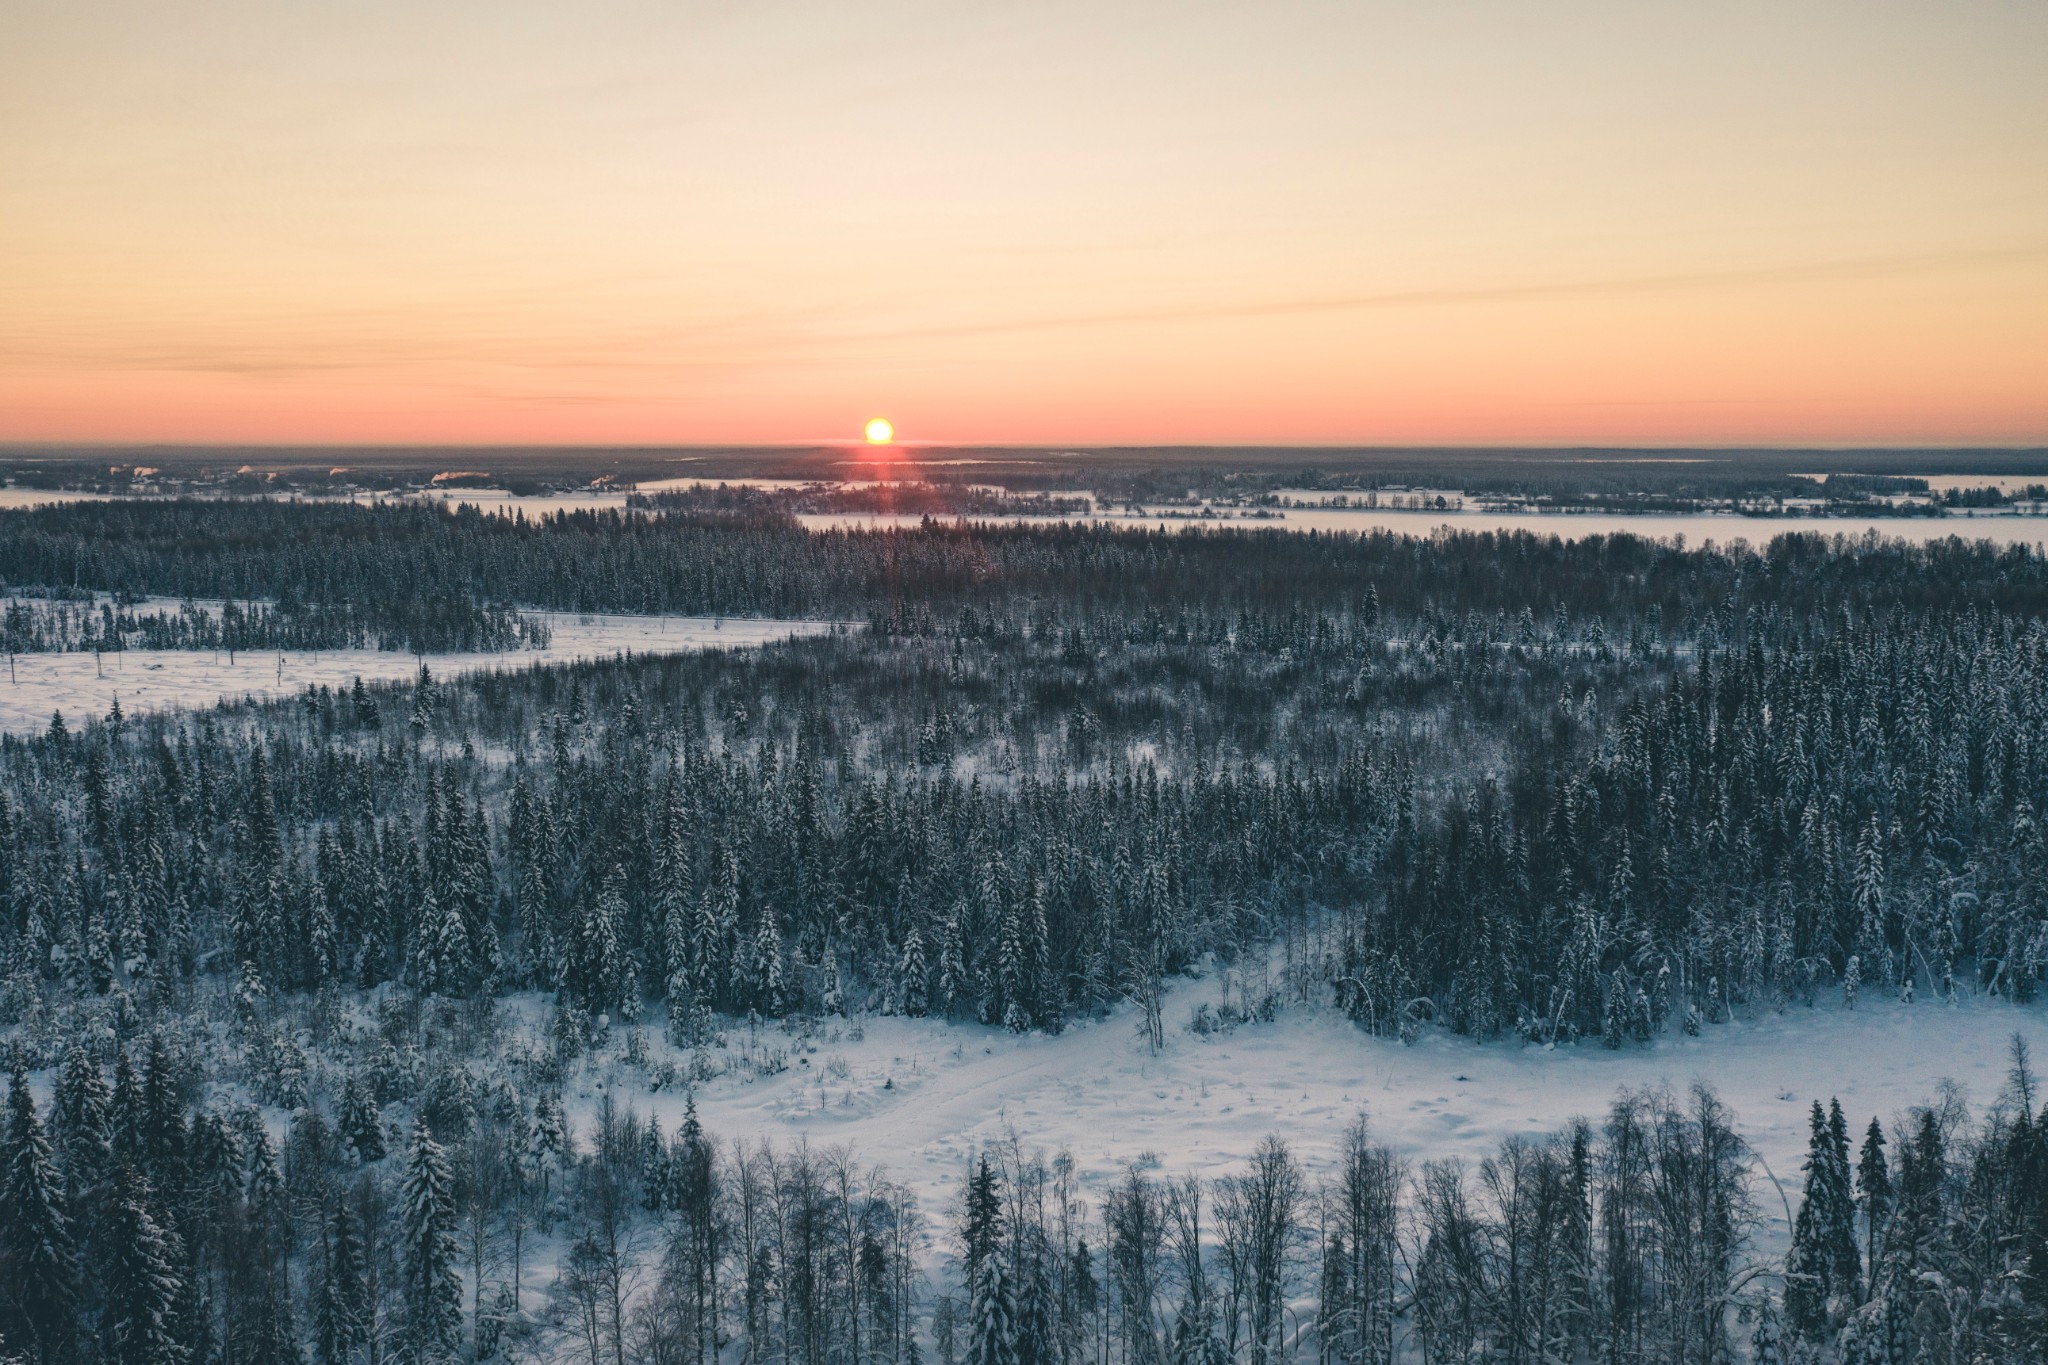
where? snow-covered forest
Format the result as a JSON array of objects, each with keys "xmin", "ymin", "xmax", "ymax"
[{"xmin": 3, "ymin": 499, "xmax": 2048, "ymax": 1364}]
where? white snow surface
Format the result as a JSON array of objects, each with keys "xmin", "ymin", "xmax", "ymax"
[
  {"xmin": 579, "ymin": 973, "xmax": 2048, "ymax": 1265},
  {"xmin": 0, "ymin": 612, "xmax": 840, "ymax": 733}
]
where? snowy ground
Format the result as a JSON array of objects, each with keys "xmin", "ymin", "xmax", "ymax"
[
  {"xmin": 0, "ymin": 612, "xmax": 841, "ymax": 733},
  {"xmin": 583, "ymin": 972, "xmax": 2048, "ymax": 1266}
]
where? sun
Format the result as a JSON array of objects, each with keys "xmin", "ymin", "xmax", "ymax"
[{"xmin": 864, "ymin": 416, "xmax": 894, "ymax": 445}]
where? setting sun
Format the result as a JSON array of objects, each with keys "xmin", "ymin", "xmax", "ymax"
[{"xmin": 864, "ymin": 417, "xmax": 894, "ymax": 444}]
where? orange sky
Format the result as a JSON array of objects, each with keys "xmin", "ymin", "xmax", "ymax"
[{"xmin": 3, "ymin": 1, "xmax": 2045, "ymax": 447}]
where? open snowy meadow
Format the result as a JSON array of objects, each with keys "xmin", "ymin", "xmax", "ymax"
[
  {"xmin": 558, "ymin": 971, "xmax": 2048, "ymax": 1271},
  {"xmin": 0, "ymin": 611, "xmax": 840, "ymax": 733}
]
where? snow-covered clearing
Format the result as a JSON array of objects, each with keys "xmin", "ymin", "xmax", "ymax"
[
  {"xmin": 582, "ymin": 973, "xmax": 2048, "ymax": 1266},
  {"xmin": 0, "ymin": 612, "xmax": 840, "ymax": 733}
]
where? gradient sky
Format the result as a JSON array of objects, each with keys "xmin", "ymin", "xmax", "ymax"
[{"xmin": 3, "ymin": 1, "xmax": 2045, "ymax": 446}]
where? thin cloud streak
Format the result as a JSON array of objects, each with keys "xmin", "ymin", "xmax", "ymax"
[
  {"xmin": 5, "ymin": 245, "xmax": 2039, "ymax": 386},
  {"xmin": 828, "ymin": 244, "xmax": 2048, "ymax": 347}
]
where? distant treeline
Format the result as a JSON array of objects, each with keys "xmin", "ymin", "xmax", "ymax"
[
  {"xmin": 1, "ymin": 596, "xmax": 547, "ymax": 657},
  {"xmin": 8, "ymin": 499, "xmax": 2048, "ymax": 632},
  {"xmin": 629, "ymin": 483, "xmax": 1094, "ymax": 518},
  {"xmin": 9, "ymin": 443, "xmax": 2046, "ymax": 497}
]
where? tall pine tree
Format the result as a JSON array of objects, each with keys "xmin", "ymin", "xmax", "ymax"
[
  {"xmin": 1, "ymin": 1060, "xmax": 80, "ymax": 1365},
  {"xmin": 400, "ymin": 1121, "xmax": 463, "ymax": 1365},
  {"xmin": 102, "ymin": 1164, "xmax": 186, "ymax": 1365}
]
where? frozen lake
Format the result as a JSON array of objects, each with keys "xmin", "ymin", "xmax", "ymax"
[{"xmin": 0, "ymin": 611, "xmax": 839, "ymax": 734}]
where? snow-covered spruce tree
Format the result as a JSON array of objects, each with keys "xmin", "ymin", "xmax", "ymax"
[
  {"xmin": 821, "ymin": 948, "xmax": 845, "ymax": 1017},
  {"xmin": 1, "ymin": 1061, "xmax": 81, "ymax": 1365},
  {"xmin": 936, "ymin": 912, "xmax": 966, "ymax": 1018},
  {"xmin": 248, "ymin": 1127, "xmax": 305, "ymax": 1364},
  {"xmin": 1867, "ymin": 1108, "xmax": 1950, "ymax": 1363},
  {"xmin": 304, "ymin": 880, "xmax": 339, "ymax": 991},
  {"xmin": 655, "ymin": 781, "xmax": 695, "ymax": 990},
  {"xmin": 565, "ymin": 867, "xmax": 627, "ymax": 1016},
  {"xmin": 1786, "ymin": 1099, "xmax": 1860, "ymax": 1336},
  {"xmin": 1013, "ymin": 1247, "xmax": 1056, "ymax": 1365},
  {"xmin": 51, "ymin": 1043, "xmax": 113, "ymax": 1209},
  {"xmin": 1855, "ymin": 1116, "xmax": 1891, "ymax": 1295},
  {"xmin": 339, "ymin": 1075, "xmax": 386, "ymax": 1165},
  {"xmin": 899, "ymin": 924, "xmax": 930, "ymax": 1018},
  {"xmin": 102, "ymin": 1164, "xmax": 185, "ymax": 1365},
  {"xmin": 753, "ymin": 911, "xmax": 785, "ymax": 1015},
  {"xmin": 961, "ymin": 1155, "xmax": 1003, "ymax": 1291},
  {"xmin": 1750, "ymin": 1291, "xmax": 1786, "ymax": 1365},
  {"xmin": 400, "ymin": 1120, "xmax": 463, "ymax": 1365},
  {"xmin": 966, "ymin": 1253, "xmax": 1018, "ymax": 1365},
  {"xmin": 313, "ymin": 1200, "xmax": 370, "ymax": 1365},
  {"xmin": 531, "ymin": 1090, "xmax": 570, "ymax": 1199},
  {"xmin": 1824, "ymin": 1099, "xmax": 1864, "ymax": 1305},
  {"xmin": 997, "ymin": 896, "xmax": 1032, "ymax": 1033},
  {"xmin": 638, "ymin": 1116, "xmax": 668, "ymax": 1214},
  {"xmin": 454, "ymin": 800, "xmax": 500, "ymax": 988},
  {"xmin": 660, "ymin": 1098, "xmax": 721, "ymax": 1360},
  {"xmin": 411, "ymin": 888, "xmax": 470, "ymax": 999},
  {"xmin": 692, "ymin": 843, "xmax": 738, "ymax": 1005}
]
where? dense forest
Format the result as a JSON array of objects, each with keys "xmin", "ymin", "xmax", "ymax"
[
  {"xmin": 1, "ymin": 518, "xmax": 2045, "ymax": 1042},
  {"xmin": 7, "ymin": 500, "xmax": 2048, "ymax": 633},
  {"xmin": 4, "ymin": 501, "xmax": 2048, "ymax": 1362}
]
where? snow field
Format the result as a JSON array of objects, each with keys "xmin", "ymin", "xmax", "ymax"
[
  {"xmin": 0, "ymin": 612, "xmax": 841, "ymax": 733},
  {"xmin": 571, "ymin": 973, "xmax": 2048, "ymax": 1268}
]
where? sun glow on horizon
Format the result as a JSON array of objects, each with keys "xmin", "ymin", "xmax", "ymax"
[{"xmin": 864, "ymin": 417, "xmax": 895, "ymax": 445}]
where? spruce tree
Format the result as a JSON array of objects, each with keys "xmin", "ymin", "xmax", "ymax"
[
  {"xmin": 966, "ymin": 1254, "xmax": 1018, "ymax": 1365},
  {"xmin": 340, "ymin": 1075, "xmax": 386, "ymax": 1165},
  {"xmin": 313, "ymin": 1201, "xmax": 370, "ymax": 1365},
  {"xmin": 1751, "ymin": 1291, "xmax": 1786, "ymax": 1365},
  {"xmin": 102, "ymin": 1164, "xmax": 185, "ymax": 1365},
  {"xmin": 1, "ymin": 1061, "xmax": 81, "ymax": 1365},
  {"xmin": 52, "ymin": 1043, "xmax": 113, "ymax": 1203},
  {"xmin": 566, "ymin": 869, "xmax": 626, "ymax": 1015},
  {"xmin": 137, "ymin": 1035, "xmax": 187, "ymax": 1188},
  {"xmin": 962, "ymin": 1156, "xmax": 1002, "ymax": 1289},
  {"xmin": 246, "ymin": 1127, "xmax": 290, "ymax": 1264},
  {"xmin": 754, "ymin": 912, "xmax": 784, "ymax": 1015},
  {"xmin": 411, "ymin": 889, "xmax": 470, "ymax": 999},
  {"xmin": 639, "ymin": 1116, "xmax": 668, "ymax": 1214},
  {"xmin": 1012, "ymin": 1251, "xmax": 1056, "ymax": 1365},
  {"xmin": 900, "ymin": 925, "xmax": 930, "ymax": 1017},
  {"xmin": 400, "ymin": 1120, "xmax": 463, "ymax": 1365},
  {"xmin": 1786, "ymin": 1102, "xmax": 1834, "ymax": 1337},
  {"xmin": 110, "ymin": 1045, "xmax": 140, "ymax": 1163},
  {"xmin": 1825, "ymin": 1099, "xmax": 1864, "ymax": 1305},
  {"xmin": 1856, "ymin": 1117, "xmax": 1891, "ymax": 1289}
]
